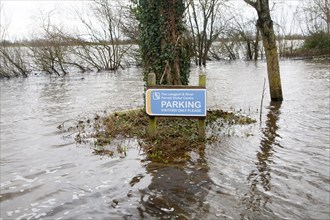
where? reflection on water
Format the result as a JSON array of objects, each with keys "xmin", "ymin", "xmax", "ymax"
[
  {"xmin": 257, "ymin": 102, "xmax": 282, "ymax": 190},
  {"xmin": 1, "ymin": 60, "xmax": 330, "ymax": 219},
  {"xmin": 245, "ymin": 101, "xmax": 282, "ymax": 214},
  {"xmin": 39, "ymin": 79, "xmax": 71, "ymax": 117},
  {"xmin": 138, "ymin": 158, "xmax": 211, "ymax": 219}
]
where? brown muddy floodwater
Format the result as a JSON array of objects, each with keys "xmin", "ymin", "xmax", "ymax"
[{"xmin": 1, "ymin": 60, "xmax": 329, "ymax": 219}]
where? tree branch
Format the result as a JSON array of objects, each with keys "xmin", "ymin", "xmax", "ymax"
[{"xmin": 243, "ymin": 0, "xmax": 257, "ymax": 9}]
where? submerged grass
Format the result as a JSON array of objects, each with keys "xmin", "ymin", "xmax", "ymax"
[{"xmin": 67, "ymin": 108, "xmax": 256, "ymax": 163}]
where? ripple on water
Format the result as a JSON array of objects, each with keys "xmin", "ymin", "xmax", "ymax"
[{"xmin": 1, "ymin": 60, "xmax": 330, "ymax": 219}]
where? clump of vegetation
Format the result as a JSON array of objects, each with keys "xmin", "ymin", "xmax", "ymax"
[
  {"xmin": 303, "ymin": 31, "xmax": 330, "ymax": 51},
  {"xmin": 207, "ymin": 109, "xmax": 256, "ymax": 125},
  {"xmin": 285, "ymin": 32, "xmax": 330, "ymax": 58},
  {"xmin": 0, "ymin": 45, "xmax": 31, "ymax": 78},
  {"xmin": 61, "ymin": 108, "xmax": 256, "ymax": 163}
]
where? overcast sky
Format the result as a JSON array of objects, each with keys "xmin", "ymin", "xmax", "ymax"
[
  {"xmin": 0, "ymin": 0, "xmax": 301, "ymax": 41},
  {"xmin": 0, "ymin": 0, "xmax": 91, "ymax": 40}
]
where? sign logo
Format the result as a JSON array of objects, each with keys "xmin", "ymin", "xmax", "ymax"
[
  {"xmin": 146, "ymin": 89, "xmax": 206, "ymax": 117},
  {"xmin": 153, "ymin": 92, "xmax": 161, "ymax": 100}
]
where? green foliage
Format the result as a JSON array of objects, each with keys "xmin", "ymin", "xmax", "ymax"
[
  {"xmin": 67, "ymin": 108, "xmax": 256, "ymax": 163},
  {"xmin": 303, "ymin": 32, "xmax": 330, "ymax": 50},
  {"xmin": 130, "ymin": 0, "xmax": 190, "ymax": 85}
]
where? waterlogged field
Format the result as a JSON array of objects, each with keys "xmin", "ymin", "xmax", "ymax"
[{"xmin": 1, "ymin": 60, "xmax": 329, "ymax": 219}]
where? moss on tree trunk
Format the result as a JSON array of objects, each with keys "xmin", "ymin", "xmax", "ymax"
[
  {"xmin": 258, "ymin": 17, "xmax": 283, "ymax": 101},
  {"xmin": 244, "ymin": 0, "xmax": 283, "ymax": 101}
]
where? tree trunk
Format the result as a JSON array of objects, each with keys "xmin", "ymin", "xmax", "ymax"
[
  {"xmin": 134, "ymin": 0, "xmax": 189, "ymax": 85},
  {"xmin": 326, "ymin": 0, "xmax": 330, "ymax": 35},
  {"xmin": 244, "ymin": 0, "xmax": 283, "ymax": 101},
  {"xmin": 247, "ymin": 39, "xmax": 253, "ymax": 60},
  {"xmin": 257, "ymin": 11, "xmax": 283, "ymax": 101},
  {"xmin": 164, "ymin": 0, "xmax": 180, "ymax": 85},
  {"xmin": 254, "ymin": 26, "xmax": 260, "ymax": 60}
]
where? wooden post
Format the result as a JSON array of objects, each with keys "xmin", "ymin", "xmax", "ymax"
[
  {"xmin": 148, "ymin": 73, "xmax": 156, "ymax": 137},
  {"xmin": 198, "ymin": 74, "xmax": 206, "ymax": 140}
]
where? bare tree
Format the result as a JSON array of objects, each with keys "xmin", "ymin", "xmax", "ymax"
[
  {"xmin": 273, "ymin": 3, "xmax": 301, "ymax": 57},
  {"xmin": 0, "ymin": 44, "xmax": 31, "ymax": 78},
  {"xmin": 232, "ymin": 16, "xmax": 261, "ymax": 60},
  {"xmin": 186, "ymin": 0, "xmax": 229, "ymax": 66},
  {"xmin": 72, "ymin": 0, "xmax": 131, "ymax": 71},
  {"xmin": 116, "ymin": 0, "xmax": 139, "ymax": 43},
  {"xmin": 0, "ymin": 4, "xmax": 30, "ymax": 78},
  {"xmin": 244, "ymin": 0, "xmax": 283, "ymax": 101},
  {"xmin": 300, "ymin": 0, "xmax": 330, "ymax": 34},
  {"xmin": 209, "ymin": 36, "xmax": 239, "ymax": 60},
  {"xmin": 30, "ymin": 14, "xmax": 72, "ymax": 76}
]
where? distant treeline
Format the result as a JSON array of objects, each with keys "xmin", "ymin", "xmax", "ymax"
[
  {"xmin": 1, "ymin": 34, "xmax": 307, "ymax": 48},
  {"xmin": 1, "ymin": 33, "xmax": 329, "ymax": 79},
  {"xmin": 0, "ymin": 38, "xmax": 137, "ymax": 48},
  {"xmin": 1, "ymin": 0, "xmax": 329, "ymax": 79}
]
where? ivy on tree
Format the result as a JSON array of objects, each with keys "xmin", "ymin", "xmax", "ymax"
[{"xmin": 131, "ymin": 0, "xmax": 190, "ymax": 85}]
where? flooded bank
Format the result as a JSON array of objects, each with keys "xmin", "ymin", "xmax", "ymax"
[{"xmin": 1, "ymin": 60, "xmax": 329, "ymax": 219}]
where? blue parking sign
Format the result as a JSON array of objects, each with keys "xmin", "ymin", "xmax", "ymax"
[{"xmin": 146, "ymin": 89, "xmax": 206, "ymax": 117}]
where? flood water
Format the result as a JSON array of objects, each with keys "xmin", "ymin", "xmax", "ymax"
[{"xmin": 1, "ymin": 60, "xmax": 329, "ymax": 219}]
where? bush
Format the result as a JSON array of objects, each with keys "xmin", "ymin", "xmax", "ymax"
[{"xmin": 303, "ymin": 32, "xmax": 330, "ymax": 50}]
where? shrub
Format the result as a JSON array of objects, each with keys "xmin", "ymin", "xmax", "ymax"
[{"xmin": 303, "ymin": 32, "xmax": 330, "ymax": 50}]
